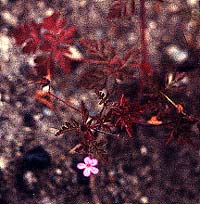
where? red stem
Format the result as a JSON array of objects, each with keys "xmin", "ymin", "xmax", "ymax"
[
  {"xmin": 140, "ymin": 0, "xmax": 148, "ymax": 65},
  {"xmin": 136, "ymin": 0, "xmax": 148, "ymax": 102},
  {"xmin": 48, "ymin": 92, "xmax": 81, "ymax": 113}
]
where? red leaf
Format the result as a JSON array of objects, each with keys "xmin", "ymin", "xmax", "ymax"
[
  {"xmin": 81, "ymin": 102, "xmax": 89, "ymax": 123},
  {"xmin": 13, "ymin": 21, "xmax": 41, "ymax": 54},
  {"xmin": 41, "ymin": 12, "xmax": 66, "ymax": 34},
  {"xmin": 14, "ymin": 12, "xmax": 78, "ymax": 77},
  {"xmin": 43, "ymin": 32, "xmax": 56, "ymax": 42},
  {"xmin": 34, "ymin": 55, "xmax": 53, "ymax": 77},
  {"xmin": 13, "ymin": 24, "xmax": 30, "ymax": 45},
  {"xmin": 39, "ymin": 41, "xmax": 52, "ymax": 52},
  {"xmin": 22, "ymin": 40, "xmax": 37, "ymax": 54},
  {"xmin": 80, "ymin": 38, "xmax": 116, "ymax": 61},
  {"xmin": 140, "ymin": 63, "xmax": 153, "ymax": 77},
  {"xmin": 59, "ymin": 26, "xmax": 77, "ymax": 40}
]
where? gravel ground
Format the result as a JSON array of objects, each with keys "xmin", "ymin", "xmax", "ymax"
[{"xmin": 0, "ymin": 0, "xmax": 200, "ymax": 204}]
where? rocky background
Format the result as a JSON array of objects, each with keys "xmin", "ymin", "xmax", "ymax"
[{"xmin": 0, "ymin": 0, "xmax": 200, "ymax": 204}]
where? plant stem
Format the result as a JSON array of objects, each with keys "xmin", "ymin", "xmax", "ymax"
[
  {"xmin": 91, "ymin": 128, "xmax": 119, "ymax": 137},
  {"xmin": 68, "ymin": 143, "xmax": 82, "ymax": 154},
  {"xmin": 140, "ymin": 0, "xmax": 147, "ymax": 65},
  {"xmin": 48, "ymin": 92, "xmax": 81, "ymax": 113},
  {"xmin": 136, "ymin": 0, "xmax": 148, "ymax": 102},
  {"xmin": 89, "ymin": 176, "xmax": 101, "ymax": 204},
  {"xmin": 160, "ymin": 91, "xmax": 177, "ymax": 108}
]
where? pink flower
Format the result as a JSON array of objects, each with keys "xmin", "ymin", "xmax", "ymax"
[{"xmin": 77, "ymin": 157, "xmax": 99, "ymax": 177}]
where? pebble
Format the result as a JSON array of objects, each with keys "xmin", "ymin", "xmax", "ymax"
[
  {"xmin": 22, "ymin": 146, "xmax": 51, "ymax": 170},
  {"xmin": 1, "ymin": 10, "xmax": 17, "ymax": 26},
  {"xmin": 140, "ymin": 146, "xmax": 148, "ymax": 155},
  {"xmin": 23, "ymin": 112, "xmax": 36, "ymax": 127},
  {"xmin": 55, "ymin": 168, "xmax": 62, "ymax": 175},
  {"xmin": 43, "ymin": 108, "xmax": 53, "ymax": 116},
  {"xmin": 0, "ymin": 156, "xmax": 7, "ymax": 170},
  {"xmin": 140, "ymin": 196, "xmax": 149, "ymax": 204},
  {"xmin": 23, "ymin": 171, "xmax": 38, "ymax": 185}
]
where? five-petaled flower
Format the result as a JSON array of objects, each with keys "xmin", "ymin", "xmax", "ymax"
[{"xmin": 77, "ymin": 157, "xmax": 99, "ymax": 177}]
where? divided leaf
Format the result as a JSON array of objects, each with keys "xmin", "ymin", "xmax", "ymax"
[
  {"xmin": 13, "ymin": 21, "xmax": 41, "ymax": 54},
  {"xmin": 41, "ymin": 12, "xmax": 67, "ymax": 34},
  {"xmin": 80, "ymin": 38, "xmax": 116, "ymax": 62},
  {"xmin": 96, "ymin": 90, "xmax": 110, "ymax": 106},
  {"xmin": 13, "ymin": 12, "xmax": 78, "ymax": 75},
  {"xmin": 55, "ymin": 119, "xmax": 79, "ymax": 136}
]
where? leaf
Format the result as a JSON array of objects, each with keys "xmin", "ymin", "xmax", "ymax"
[
  {"xmin": 34, "ymin": 55, "xmax": 54, "ymax": 77},
  {"xmin": 79, "ymin": 48, "xmax": 138, "ymax": 93},
  {"xmin": 34, "ymin": 90, "xmax": 54, "ymax": 110},
  {"xmin": 81, "ymin": 102, "xmax": 89, "ymax": 123},
  {"xmin": 80, "ymin": 38, "xmax": 115, "ymax": 61},
  {"xmin": 96, "ymin": 90, "xmax": 110, "ymax": 105},
  {"xmin": 13, "ymin": 21, "xmax": 41, "ymax": 54},
  {"xmin": 55, "ymin": 119, "xmax": 79, "ymax": 136},
  {"xmin": 140, "ymin": 63, "xmax": 153, "ymax": 77},
  {"xmin": 79, "ymin": 68, "xmax": 108, "ymax": 90},
  {"xmin": 165, "ymin": 72, "xmax": 187, "ymax": 89},
  {"xmin": 108, "ymin": 0, "xmax": 135, "ymax": 19},
  {"xmin": 147, "ymin": 116, "xmax": 162, "ymax": 125},
  {"xmin": 39, "ymin": 14, "xmax": 77, "ymax": 73},
  {"xmin": 41, "ymin": 12, "xmax": 66, "ymax": 34},
  {"xmin": 14, "ymin": 12, "xmax": 77, "ymax": 75},
  {"xmin": 59, "ymin": 26, "xmax": 77, "ymax": 41},
  {"xmin": 165, "ymin": 115, "xmax": 197, "ymax": 146},
  {"xmin": 111, "ymin": 95, "xmax": 135, "ymax": 137},
  {"xmin": 110, "ymin": 94, "xmax": 147, "ymax": 137}
]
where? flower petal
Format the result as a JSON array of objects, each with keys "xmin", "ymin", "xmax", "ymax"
[
  {"xmin": 83, "ymin": 168, "xmax": 91, "ymax": 177},
  {"xmin": 90, "ymin": 167, "xmax": 99, "ymax": 175},
  {"xmin": 90, "ymin": 158, "xmax": 98, "ymax": 166},
  {"xmin": 77, "ymin": 163, "xmax": 86, "ymax": 169},
  {"xmin": 84, "ymin": 157, "xmax": 92, "ymax": 165}
]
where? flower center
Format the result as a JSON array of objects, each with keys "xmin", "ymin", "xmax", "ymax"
[{"xmin": 86, "ymin": 164, "xmax": 91, "ymax": 168}]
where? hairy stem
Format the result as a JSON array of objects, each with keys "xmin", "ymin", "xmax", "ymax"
[{"xmin": 48, "ymin": 92, "xmax": 81, "ymax": 113}]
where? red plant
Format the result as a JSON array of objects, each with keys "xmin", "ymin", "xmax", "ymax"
[
  {"xmin": 12, "ymin": 0, "xmax": 200, "ymax": 161},
  {"xmin": 110, "ymin": 94, "xmax": 144, "ymax": 137},
  {"xmin": 79, "ymin": 39, "xmax": 141, "ymax": 93},
  {"xmin": 13, "ymin": 12, "xmax": 82, "ymax": 109},
  {"xmin": 13, "ymin": 21, "xmax": 41, "ymax": 54}
]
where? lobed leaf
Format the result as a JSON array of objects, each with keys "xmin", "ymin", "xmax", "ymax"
[{"xmin": 55, "ymin": 119, "xmax": 80, "ymax": 136}]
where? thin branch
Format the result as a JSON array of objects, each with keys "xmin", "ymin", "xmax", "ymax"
[
  {"xmin": 140, "ymin": 0, "xmax": 148, "ymax": 65},
  {"xmin": 68, "ymin": 143, "xmax": 82, "ymax": 154},
  {"xmin": 159, "ymin": 91, "xmax": 187, "ymax": 116},
  {"xmin": 48, "ymin": 92, "xmax": 81, "ymax": 113}
]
